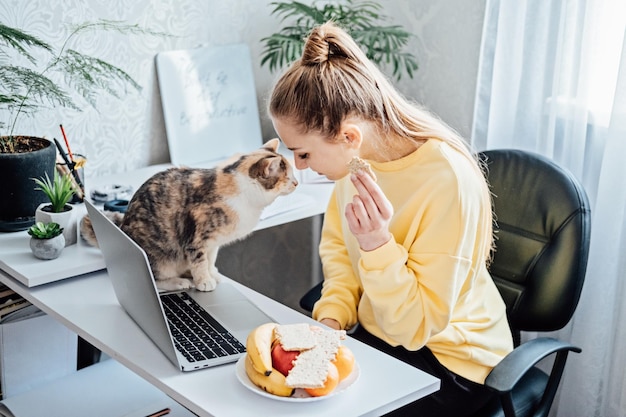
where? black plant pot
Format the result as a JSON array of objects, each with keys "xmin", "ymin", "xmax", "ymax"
[{"xmin": 0, "ymin": 137, "xmax": 56, "ymax": 232}]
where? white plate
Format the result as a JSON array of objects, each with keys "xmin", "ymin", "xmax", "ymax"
[{"xmin": 235, "ymin": 355, "xmax": 360, "ymax": 402}]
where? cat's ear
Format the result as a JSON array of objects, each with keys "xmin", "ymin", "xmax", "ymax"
[
  {"xmin": 262, "ymin": 138, "xmax": 280, "ymax": 152},
  {"xmin": 260, "ymin": 156, "xmax": 282, "ymax": 178}
]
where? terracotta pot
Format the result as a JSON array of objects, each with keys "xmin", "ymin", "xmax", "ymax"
[
  {"xmin": 0, "ymin": 137, "xmax": 56, "ymax": 232},
  {"xmin": 29, "ymin": 234, "xmax": 65, "ymax": 260}
]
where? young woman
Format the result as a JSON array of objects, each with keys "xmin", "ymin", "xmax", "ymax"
[{"xmin": 268, "ymin": 22, "xmax": 513, "ymax": 416}]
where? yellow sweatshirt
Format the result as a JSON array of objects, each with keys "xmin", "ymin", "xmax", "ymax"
[{"xmin": 313, "ymin": 138, "xmax": 513, "ymax": 384}]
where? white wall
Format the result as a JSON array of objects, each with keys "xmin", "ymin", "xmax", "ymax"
[
  {"xmin": 0, "ymin": 0, "xmax": 486, "ymax": 179},
  {"xmin": 387, "ymin": 1, "xmax": 487, "ymax": 139}
]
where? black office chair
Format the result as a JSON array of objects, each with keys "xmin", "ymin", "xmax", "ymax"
[{"xmin": 299, "ymin": 149, "xmax": 591, "ymax": 417}]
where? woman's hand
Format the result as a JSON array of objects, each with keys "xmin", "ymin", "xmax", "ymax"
[
  {"xmin": 345, "ymin": 170, "xmax": 393, "ymax": 251},
  {"xmin": 320, "ymin": 318, "xmax": 341, "ymax": 330}
]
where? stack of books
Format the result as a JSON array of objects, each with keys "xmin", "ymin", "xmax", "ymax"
[{"xmin": 0, "ymin": 285, "xmax": 34, "ymax": 324}]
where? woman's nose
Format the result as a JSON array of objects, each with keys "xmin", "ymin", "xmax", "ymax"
[{"xmin": 295, "ymin": 158, "xmax": 308, "ymax": 170}]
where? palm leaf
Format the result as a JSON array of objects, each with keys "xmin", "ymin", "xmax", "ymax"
[{"xmin": 260, "ymin": 0, "xmax": 418, "ymax": 80}]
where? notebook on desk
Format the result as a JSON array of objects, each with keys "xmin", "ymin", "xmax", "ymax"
[{"xmin": 84, "ymin": 200, "xmax": 275, "ymax": 372}]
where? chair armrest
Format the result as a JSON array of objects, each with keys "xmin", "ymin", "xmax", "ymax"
[{"xmin": 485, "ymin": 337, "xmax": 581, "ymax": 393}]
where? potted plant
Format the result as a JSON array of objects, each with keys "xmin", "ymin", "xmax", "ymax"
[
  {"xmin": 27, "ymin": 221, "xmax": 65, "ymax": 260},
  {"xmin": 0, "ymin": 20, "xmax": 157, "ymax": 232},
  {"xmin": 260, "ymin": 0, "xmax": 418, "ymax": 81},
  {"xmin": 33, "ymin": 171, "xmax": 77, "ymax": 246}
]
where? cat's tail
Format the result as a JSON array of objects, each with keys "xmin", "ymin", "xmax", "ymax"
[{"xmin": 79, "ymin": 211, "xmax": 125, "ymax": 247}]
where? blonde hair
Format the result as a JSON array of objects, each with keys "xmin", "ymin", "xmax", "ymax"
[{"xmin": 269, "ymin": 22, "xmax": 494, "ymax": 262}]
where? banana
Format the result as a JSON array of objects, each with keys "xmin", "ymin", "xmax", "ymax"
[
  {"xmin": 244, "ymin": 354, "xmax": 295, "ymax": 397},
  {"xmin": 246, "ymin": 322, "xmax": 278, "ymax": 376}
]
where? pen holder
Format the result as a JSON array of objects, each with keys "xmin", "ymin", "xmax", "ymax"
[{"xmin": 56, "ymin": 153, "xmax": 86, "ymax": 203}]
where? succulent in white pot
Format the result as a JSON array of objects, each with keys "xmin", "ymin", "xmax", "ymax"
[
  {"xmin": 33, "ymin": 171, "xmax": 77, "ymax": 246},
  {"xmin": 28, "ymin": 221, "xmax": 65, "ymax": 260}
]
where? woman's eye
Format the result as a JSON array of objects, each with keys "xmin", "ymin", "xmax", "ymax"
[{"xmin": 298, "ymin": 153, "xmax": 309, "ymax": 160}]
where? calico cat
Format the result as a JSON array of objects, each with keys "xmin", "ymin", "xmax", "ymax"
[{"xmin": 81, "ymin": 138, "xmax": 298, "ymax": 291}]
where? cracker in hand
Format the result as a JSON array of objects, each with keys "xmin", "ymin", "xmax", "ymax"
[{"xmin": 348, "ymin": 156, "xmax": 377, "ymax": 181}]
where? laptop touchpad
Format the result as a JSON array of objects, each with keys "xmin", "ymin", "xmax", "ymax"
[{"xmin": 209, "ymin": 301, "xmax": 271, "ymax": 338}]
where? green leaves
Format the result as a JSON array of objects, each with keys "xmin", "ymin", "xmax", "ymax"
[
  {"xmin": 0, "ymin": 65, "xmax": 78, "ymax": 111},
  {"xmin": 32, "ymin": 171, "xmax": 75, "ymax": 213},
  {"xmin": 27, "ymin": 221, "xmax": 63, "ymax": 239},
  {"xmin": 260, "ymin": 0, "xmax": 418, "ymax": 81},
  {"xmin": 353, "ymin": 25, "xmax": 418, "ymax": 80},
  {"xmin": 60, "ymin": 50, "xmax": 142, "ymax": 107},
  {"xmin": 0, "ymin": 23, "xmax": 52, "ymax": 63}
]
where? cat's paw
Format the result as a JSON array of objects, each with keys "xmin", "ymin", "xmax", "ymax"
[
  {"xmin": 194, "ymin": 277, "xmax": 218, "ymax": 292},
  {"xmin": 156, "ymin": 277, "xmax": 194, "ymax": 291}
]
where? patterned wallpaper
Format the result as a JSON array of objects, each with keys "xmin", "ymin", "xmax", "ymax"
[{"xmin": 0, "ymin": 0, "xmax": 486, "ymax": 179}]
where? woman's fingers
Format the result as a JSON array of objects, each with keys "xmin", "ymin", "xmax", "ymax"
[
  {"xmin": 351, "ymin": 171, "xmax": 393, "ymax": 220},
  {"xmin": 345, "ymin": 196, "xmax": 393, "ymax": 251}
]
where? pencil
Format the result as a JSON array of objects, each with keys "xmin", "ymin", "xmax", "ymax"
[{"xmin": 59, "ymin": 124, "xmax": 75, "ymax": 162}]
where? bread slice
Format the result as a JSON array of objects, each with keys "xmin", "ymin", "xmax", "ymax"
[
  {"xmin": 286, "ymin": 347, "xmax": 333, "ymax": 388},
  {"xmin": 275, "ymin": 323, "xmax": 316, "ymax": 351},
  {"xmin": 277, "ymin": 324, "xmax": 347, "ymax": 389},
  {"xmin": 348, "ymin": 156, "xmax": 377, "ymax": 181}
]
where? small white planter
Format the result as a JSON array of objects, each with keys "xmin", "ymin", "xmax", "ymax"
[
  {"xmin": 35, "ymin": 203, "xmax": 77, "ymax": 246},
  {"xmin": 30, "ymin": 234, "xmax": 65, "ymax": 260}
]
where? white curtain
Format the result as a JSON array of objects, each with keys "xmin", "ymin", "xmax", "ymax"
[{"xmin": 472, "ymin": 1, "xmax": 626, "ymax": 416}]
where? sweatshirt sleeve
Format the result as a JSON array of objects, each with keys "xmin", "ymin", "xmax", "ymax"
[{"xmin": 312, "ymin": 190, "xmax": 361, "ymax": 329}]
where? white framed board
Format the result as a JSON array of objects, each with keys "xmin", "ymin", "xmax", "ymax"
[{"xmin": 155, "ymin": 43, "xmax": 263, "ymax": 166}]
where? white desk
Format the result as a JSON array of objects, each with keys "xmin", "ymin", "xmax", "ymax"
[{"xmin": 0, "ymin": 269, "xmax": 439, "ymax": 416}]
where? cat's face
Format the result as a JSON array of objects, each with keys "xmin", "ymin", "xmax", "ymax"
[{"xmin": 225, "ymin": 138, "xmax": 298, "ymax": 197}]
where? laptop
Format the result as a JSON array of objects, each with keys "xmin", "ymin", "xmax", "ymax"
[{"xmin": 84, "ymin": 200, "xmax": 275, "ymax": 371}]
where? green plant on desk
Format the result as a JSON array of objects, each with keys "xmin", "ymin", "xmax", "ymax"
[
  {"xmin": 32, "ymin": 171, "xmax": 75, "ymax": 213},
  {"xmin": 27, "ymin": 221, "xmax": 63, "ymax": 239},
  {"xmin": 27, "ymin": 221, "xmax": 65, "ymax": 260}
]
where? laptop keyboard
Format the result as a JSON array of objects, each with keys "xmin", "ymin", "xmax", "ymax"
[{"xmin": 161, "ymin": 292, "xmax": 246, "ymax": 363}]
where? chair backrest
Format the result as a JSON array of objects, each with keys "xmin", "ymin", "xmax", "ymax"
[{"xmin": 480, "ymin": 150, "xmax": 591, "ymax": 341}]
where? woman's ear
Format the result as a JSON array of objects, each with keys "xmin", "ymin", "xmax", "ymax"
[{"xmin": 340, "ymin": 123, "xmax": 363, "ymax": 150}]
